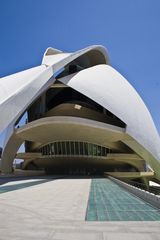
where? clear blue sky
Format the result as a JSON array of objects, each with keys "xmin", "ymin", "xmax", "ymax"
[{"xmin": 0, "ymin": 0, "xmax": 160, "ymax": 148}]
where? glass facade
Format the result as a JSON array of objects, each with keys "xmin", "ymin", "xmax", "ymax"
[{"xmin": 39, "ymin": 141, "xmax": 110, "ymax": 157}]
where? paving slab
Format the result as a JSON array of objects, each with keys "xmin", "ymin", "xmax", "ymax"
[
  {"xmin": 0, "ymin": 178, "xmax": 91, "ymax": 220},
  {"xmin": 0, "ymin": 177, "xmax": 160, "ymax": 240}
]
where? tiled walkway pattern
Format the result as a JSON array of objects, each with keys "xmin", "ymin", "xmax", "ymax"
[{"xmin": 86, "ymin": 178, "xmax": 160, "ymax": 221}]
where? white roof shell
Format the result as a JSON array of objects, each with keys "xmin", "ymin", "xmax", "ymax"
[{"xmin": 0, "ymin": 45, "xmax": 160, "ymax": 176}]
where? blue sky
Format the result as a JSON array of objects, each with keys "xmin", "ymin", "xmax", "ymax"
[{"xmin": 0, "ymin": 0, "xmax": 160, "ymax": 148}]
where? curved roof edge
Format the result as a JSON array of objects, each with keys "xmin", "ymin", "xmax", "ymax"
[
  {"xmin": 42, "ymin": 45, "xmax": 109, "ymax": 66},
  {"xmin": 0, "ymin": 45, "xmax": 109, "ymax": 134},
  {"xmin": 58, "ymin": 64, "xmax": 160, "ymax": 163},
  {"xmin": 43, "ymin": 47, "xmax": 63, "ymax": 56}
]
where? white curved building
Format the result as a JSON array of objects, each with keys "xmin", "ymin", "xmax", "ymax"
[{"xmin": 0, "ymin": 45, "xmax": 160, "ymax": 185}]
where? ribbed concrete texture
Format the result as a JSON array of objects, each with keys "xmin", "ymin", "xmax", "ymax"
[{"xmin": 0, "ymin": 177, "xmax": 160, "ymax": 240}]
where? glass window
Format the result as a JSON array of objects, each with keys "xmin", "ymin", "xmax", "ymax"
[
  {"xmin": 43, "ymin": 146, "xmax": 45, "ymax": 155},
  {"xmin": 40, "ymin": 148, "xmax": 43, "ymax": 154},
  {"xmin": 101, "ymin": 147, "xmax": 105, "ymax": 156},
  {"xmin": 70, "ymin": 141, "xmax": 75, "ymax": 155},
  {"xmin": 46, "ymin": 145, "xmax": 48, "ymax": 155},
  {"xmin": 66, "ymin": 142, "xmax": 70, "ymax": 155},
  {"xmin": 104, "ymin": 147, "xmax": 107, "ymax": 156},
  {"xmin": 61, "ymin": 142, "xmax": 65, "ymax": 155},
  {"xmin": 40, "ymin": 142, "xmax": 111, "ymax": 157},
  {"xmin": 88, "ymin": 143, "xmax": 93, "ymax": 156},
  {"xmin": 97, "ymin": 145, "xmax": 101, "ymax": 156},
  {"xmin": 45, "ymin": 145, "xmax": 47, "ymax": 155},
  {"xmin": 69, "ymin": 142, "xmax": 71, "ymax": 155},
  {"xmin": 93, "ymin": 144, "xmax": 97, "ymax": 156},
  {"xmin": 48, "ymin": 144, "xmax": 51, "ymax": 156},
  {"xmin": 84, "ymin": 142, "xmax": 88, "ymax": 155},
  {"xmin": 75, "ymin": 142, "xmax": 79, "ymax": 155},
  {"xmin": 57, "ymin": 142, "xmax": 61, "ymax": 154},
  {"xmin": 51, "ymin": 144, "xmax": 55, "ymax": 155},
  {"xmin": 54, "ymin": 142, "xmax": 58, "ymax": 155},
  {"xmin": 79, "ymin": 142, "xmax": 83, "ymax": 155},
  {"xmin": 44, "ymin": 146, "xmax": 47, "ymax": 155}
]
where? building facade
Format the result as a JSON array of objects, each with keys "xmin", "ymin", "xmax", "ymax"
[{"xmin": 0, "ymin": 45, "xmax": 160, "ymax": 185}]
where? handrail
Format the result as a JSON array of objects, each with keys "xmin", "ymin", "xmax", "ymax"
[{"xmin": 108, "ymin": 176, "xmax": 160, "ymax": 210}]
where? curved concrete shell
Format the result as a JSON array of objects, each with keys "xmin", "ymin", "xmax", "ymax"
[
  {"xmin": 0, "ymin": 45, "xmax": 108, "ymax": 134},
  {"xmin": 0, "ymin": 45, "xmax": 160, "ymax": 183}
]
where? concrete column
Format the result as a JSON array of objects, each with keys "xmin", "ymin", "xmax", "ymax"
[{"xmin": 1, "ymin": 131, "xmax": 23, "ymax": 173}]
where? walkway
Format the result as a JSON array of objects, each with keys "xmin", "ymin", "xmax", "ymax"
[
  {"xmin": 0, "ymin": 177, "xmax": 160, "ymax": 240},
  {"xmin": 86, "ymin": 178, "xmax": 160, "ymax": 221},
  {"xmin": 0, "ymin": 177, "xmax": 91, "ymax": 220}
]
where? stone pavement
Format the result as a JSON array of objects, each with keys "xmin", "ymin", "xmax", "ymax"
[{"xmin": 0, "ymin": 177, "xmax": 160, "ymax": 240}]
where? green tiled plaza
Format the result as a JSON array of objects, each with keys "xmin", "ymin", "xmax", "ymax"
[{"xmin": 86, "ymin": 178, "xmax": 160, "ymax": 221}]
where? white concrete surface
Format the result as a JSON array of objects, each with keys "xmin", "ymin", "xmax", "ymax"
[
  {"xmin": 149, "ymin": 181, "xmax": 160, "ymax": 187},
  {"xmin": 0, "ymin": 178, "xmax": 91, "ymax": 221},
  {"xmin": 0, "ymin": 45, "xmax": 108, "ymax": 134},
  {"xmin": 0, "ymin": 178, "xmax": 160, "ymax": 240},
  {"xmin": 59, "ymin": 65, "xmax": 160, "ymax": 178},
  {"xmin": 1, "ymin": 44, "xmax": 160, "ymax": 181}
]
